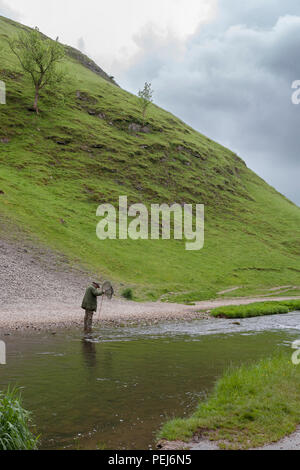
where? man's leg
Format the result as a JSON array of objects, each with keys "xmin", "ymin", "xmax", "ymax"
[{"xmin": 84, "ymin": 310, "xmax": 94, "ymax": 335}]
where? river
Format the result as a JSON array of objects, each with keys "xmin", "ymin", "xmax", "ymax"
[{"xmin": 1, "ymin": 311, "xmax": 300, "ymax": 449}]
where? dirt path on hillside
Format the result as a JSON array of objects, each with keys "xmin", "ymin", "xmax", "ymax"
[{"xmin": 1, "ymin": 239, "xmax": 300, "ymax": 332}]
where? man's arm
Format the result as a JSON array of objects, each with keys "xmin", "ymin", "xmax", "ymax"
[{"xmin": 91, "ymin": 287, "xmax": 103, "ymax": 297}]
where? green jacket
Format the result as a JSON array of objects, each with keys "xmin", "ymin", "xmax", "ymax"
[{"xmin": 81, "ymin": 285, "xmax": 103, "ymax": 312}]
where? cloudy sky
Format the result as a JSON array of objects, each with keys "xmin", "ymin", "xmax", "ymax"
[{"xmin": 1, "ymin": 0, "xmax": 300, "ymax": 205}]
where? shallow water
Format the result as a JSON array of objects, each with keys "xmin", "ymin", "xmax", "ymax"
[{"xmin": 1, "ymin": 312, "xmax": 300, "ymax": 450}]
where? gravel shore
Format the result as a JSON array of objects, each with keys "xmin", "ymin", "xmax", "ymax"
[
  {"xmin": 1, "ymin": 238, "xmax": 300, "ymax": 332},
  {"xmin": 159, "ymin": 428, "xmax": 300, "ymax": 450},
  {"xmin": 0, "ymin": 239, "xmax": 209, "ymax": 331},
  {"xmin": 189, "ymin": 428, "xmax": 300, "ymax": 449}
]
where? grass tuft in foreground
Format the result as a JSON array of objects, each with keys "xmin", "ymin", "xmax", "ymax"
[
  {"xmin": 0, "ymin": 388, "xmax": 39, "ymax": 450},
  {"xmin": 211, "ymin": 300, "xmax": 300, "ymax": 319},
  {"xmin": 158, "ymin": 353, "xmax": 300, "ymax": 450}
]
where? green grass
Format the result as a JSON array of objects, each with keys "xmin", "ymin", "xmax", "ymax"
[
  {"xmin": 217, "ymin": 285, "xmax": 300, "ymax": 299},
  {"xmin": 1, "ymin": 15, "xmax": 300, "ymax": 300},
  {"xmin": 211, "ymin": 300, "xmax": 300, "ymax": 318},
  {"xmin": 0, "ymin": 388, "xmax": 39, "ymax": 450},
  {"xmin": 158, "ymin": 353, "xmax": 300, "ymax": 449},
  {"xmin": 162, "ymin": 289, "xmax": 218, "ymax": 304}
]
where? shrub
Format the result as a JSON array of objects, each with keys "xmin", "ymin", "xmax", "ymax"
[{"xmin": 122, "ymin": 288, "xmax": 133, "ymax": 300}]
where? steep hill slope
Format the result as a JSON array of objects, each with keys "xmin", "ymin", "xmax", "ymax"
[{"xmin": 0, "ymin": 15, "xmax": 299, "ymax": 301}]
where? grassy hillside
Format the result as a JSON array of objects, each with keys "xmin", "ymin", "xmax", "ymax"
[{"xmin": 0, "ymin": 15, "xmax": 299, "ymax": 300}]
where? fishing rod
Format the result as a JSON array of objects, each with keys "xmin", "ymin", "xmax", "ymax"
[
  {"xmin": 97, "ymin": 281, "xmax": 114, "ymax": 324},
  {"xmin": 97, "ymin": 295, "xmax": 104, "ymax": 324}
]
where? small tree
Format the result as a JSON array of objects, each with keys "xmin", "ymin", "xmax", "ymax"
[
  {"xmin": 138, "ymin": 82, "xmax": 154, "ymax": 126},
  {"xmin": 8, "ymin": 27, "xmax": 65, "ymax": 114}
]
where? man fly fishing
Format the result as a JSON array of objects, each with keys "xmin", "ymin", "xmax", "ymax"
[
  {"xmin": 81, "ymin": 282, "xmax": 103, "ymax": 336},
  {"xmin": 81, "ymin": 281, "xmax": 114, "ymax": 336}
]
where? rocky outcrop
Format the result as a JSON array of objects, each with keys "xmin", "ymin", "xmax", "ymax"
[{"xmin": 65, "ymin": 45, "xmax": 119, "ymax": 87}]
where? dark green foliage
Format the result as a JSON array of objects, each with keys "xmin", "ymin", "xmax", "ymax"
[{"xmin": 122, "ymin": 288, "xmax": 134, "ymax": 300}]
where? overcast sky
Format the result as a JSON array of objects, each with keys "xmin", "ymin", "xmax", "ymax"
[{"xmin": 1, "ymin": 0, "xmax": 300, "ymax": 205}]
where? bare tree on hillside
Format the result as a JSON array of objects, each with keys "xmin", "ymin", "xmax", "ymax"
[
  {"xmin": 8, "ymin": 27, "xmax": 65, "ymax": 114},
  {"xmin": 138, "ymin": 82, "xmax": 154, "ymax": 126}
]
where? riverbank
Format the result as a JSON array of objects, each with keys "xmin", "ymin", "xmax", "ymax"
[
  {"xmin": 4, "ymin": 296, "xmax": 300, "ymax": 332},
  {"xmin": 158, "ymin": 354, "xmax": 300, "ymax": 450},
  {"xmin": 1, "ymin": 239, "xmax": 300, "ymax": 332},
  {"xmin": 158, "ymin": 427, "xmax": 300, "ymax": 450}
]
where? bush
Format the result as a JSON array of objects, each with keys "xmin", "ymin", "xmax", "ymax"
[
  {"xmin": 0, "ymin": 388, "xmax": 39, "ymax": 450},
  {"xmin": 122, "ymin": 288, "xmax": 134, "ymax": 300}
]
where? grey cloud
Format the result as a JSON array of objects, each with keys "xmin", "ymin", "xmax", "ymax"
[
  {"xmin": 119, "ymin": 0, "xmax": 300, "ymax": 205},
  {"xmin": 202, "ymin": 0, "xmax": 300, "ymax": 32},
  {"xmin": 0, "ymin": 0, "xmax": 20, "ymax": 20},
  {"xmin": 77, "ymin": 37, "xmax": 86, "ymax": 52}
]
